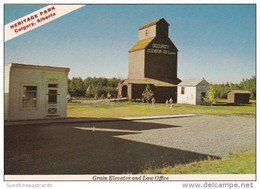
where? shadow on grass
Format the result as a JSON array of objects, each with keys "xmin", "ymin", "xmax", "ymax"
[
  {"xmin": 5, "ymin": 119, "xmax": 219, "ymax": 175},
  {"xmin": 212, "ymin": 103, "xmax": 251, "ymax": 106}
]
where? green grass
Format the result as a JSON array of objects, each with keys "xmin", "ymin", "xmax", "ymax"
[
  {"xmin": 67, "ymin": 101, "xmax": 255, "ymax": 118},
  {"xmin": 141, "ymin": 150, "xmax": 256, "ymax": 174}
]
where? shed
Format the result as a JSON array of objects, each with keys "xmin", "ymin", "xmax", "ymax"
[
  {"xmin": 5, "ymin": 63, "xmax": 70, "ymax": 121},
  {"xmin": 177, "ymin": 78, "xmax": 210, "ymax": 105},
  {"xmin": 227, "ymin": 90, "xmax": 251, "ymax": 104}
]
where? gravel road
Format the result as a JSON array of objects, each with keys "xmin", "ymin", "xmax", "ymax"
[
  {"xmin": 5, "ymin": 115, "xmax": 255, "ymax": 174},
  {"xmin": 116, "ymin": 115, "xmax": 255, "ymax": 157}
]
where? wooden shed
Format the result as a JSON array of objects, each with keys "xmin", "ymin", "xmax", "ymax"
[
  {"xmin": 177, "ymin": 78, "xmax": 210, "ymax": 105},
  {"xmin": 227, "ymin": 90, "xmax": 251, "ymax": 104}
]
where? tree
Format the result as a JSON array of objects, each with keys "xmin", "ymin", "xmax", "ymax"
[
  {"xmin": 91, "ymin": 83, "xmax": 102, "ymax": 100},
  {"xmin": 142, "ymin": 85, "xmax": 154, "ymax": 103},
  {"xmin": 69, "ymin": 76, "xmax": 122, "ymax": 98},
  {"xmin": 68, "ymin": 77, "xmax": 85, "ymax": 97},
  {"xmin": 212, "ymin": 76, "xmax": 256, "ymax": 100},
  {"xmin": 203, "ymin": 85, "xmax": 215, "ymax": 105},
  {"xmin": 85, "ymin": 84, "xmax": 92, "ymax": 97},
  {"xmin": 208, "ymin": 85, "xmax": 216, "ymax": 105}
]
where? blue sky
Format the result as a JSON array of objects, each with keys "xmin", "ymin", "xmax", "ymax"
[{"xmin": 4, "ymin": 4, "xmax": 255, "ymax": 84}]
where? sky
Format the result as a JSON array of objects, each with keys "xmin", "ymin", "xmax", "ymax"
[{"xmin": 4, "ymin": 4, "xmax": 256, "ymax": 84}]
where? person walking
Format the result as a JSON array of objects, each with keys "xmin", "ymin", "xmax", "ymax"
[
  {"xmin": 107, "ymin": 92, "xmax": 111, "ymax": 99},
  {"xmin": 169, "ymin": 98, "xmax": 173, "ymax": 108},
  {"xmin": 152, "ymin": 97, "xmax": 156, "ymax": 107}
]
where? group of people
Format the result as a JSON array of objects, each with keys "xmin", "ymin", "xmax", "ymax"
[
  {"xmin": 101, "ymin": 92, "xmax": 111, "ymax": 99},
  {"xmin": 165, "ymin": 98, "xmax": 174, "ymax": 108},
  {"xmin": 150, "ymin": 97, "xmax": 174, "ymax": 108}
]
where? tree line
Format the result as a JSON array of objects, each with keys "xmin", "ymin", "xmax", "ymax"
[
  {"xmin": 68, "ymin": 76, "xmax": 256, "ymax": 100},
  {"xmin": 213, "ymin": 76, "xmax": 256, "ymax": 99},
  {"xmin": 68, "ymin": 77, "xmax": 121, "ymax": 98}
]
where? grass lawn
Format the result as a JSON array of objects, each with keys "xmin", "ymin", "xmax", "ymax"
[
  {"xmin": 67, "ymin": 100, "xmax": 255, "ymax": 118},
  {"xmin": 141, "ymin": 150, "xmax": 255, "ymax": 174}
]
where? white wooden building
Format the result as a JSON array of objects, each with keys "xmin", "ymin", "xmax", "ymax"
[
  {"xmin": 5, "ymin": 63, "xmax": 70, "ymax": 121},
  {"xmin": 177, "ymin": 78, "xmax": 210, "ymax": 105}
]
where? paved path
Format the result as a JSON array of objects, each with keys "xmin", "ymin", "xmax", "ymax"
[
  {"xmin": 4, "ymin": 114, "xmax": 196, "ymax": 126},
  {"xmin": 5, "ymin": 115, "xmax": 255, "ymax": 174}
]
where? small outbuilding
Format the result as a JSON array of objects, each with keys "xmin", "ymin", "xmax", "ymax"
[
  {"xmin": 227, "ymin": 90, "xmax": 251, "ymax": 104},
  {"xmin": 177, "ymin": 78, "xmax": 210, "ymax": 105},
  {"xmin": 5, "ymin": 63, "xmax": 70, "ymax": 121}
]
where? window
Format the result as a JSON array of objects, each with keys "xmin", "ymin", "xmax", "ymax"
[
  {"xmin": 22, "ymin": 86, "xmax": 37, "ymax": 108},
  {"xmin": 145, "ymin": 29, "xmax": 148, "ymax": 36},
  {"xmin": 48, "ymin": 83, "xmax": 58, "ymax": 104},
  {"xmin": 181, "ymin": 87, "xmax": 185, "ymax": 94},
  {"xmin": 48, "ymin": 84, "xmax": 58, "ymax": 88},
  {"xmin": 48, "ymin": 89, "xmax": 58, "ymax": 104}
]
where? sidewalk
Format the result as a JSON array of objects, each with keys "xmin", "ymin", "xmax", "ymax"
[{"xmin": 4, "ymin": 114, "xmax": 196, "ymax": 126}]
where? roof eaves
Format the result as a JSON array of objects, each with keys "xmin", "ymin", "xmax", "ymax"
[
  {"xmin": 128, "ymin": 37, "xmax": 155, "ymax": 52},
  {"xmin": 139, "ymin": 18, "xmax": 165, "ymax": 30},
  {"xmin": 228, "ymin": 90, "xmax": 251, "ymax": 94},
  {"xmin": 178, "ymin": 79, "xmax": 208, "ymax": 86},
  {"xmin": 125, "ymin": 78, "xmax": 177, "ymax": 87},
  {"xmin": 9, "ymin": 62, "xmax": 70, "ymax": 71}
]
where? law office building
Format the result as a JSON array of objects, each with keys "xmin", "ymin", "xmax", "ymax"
[{"xmin": 5, "ymin": 63, "xmax": 70, "ymax": 121}]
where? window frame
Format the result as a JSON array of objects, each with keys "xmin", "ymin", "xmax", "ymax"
[
  {"xmin": 21, "ymin": 84, "xmax": 38, "ymax": 109},
  {"xmin": 181, "ymin": 87, "xmax": 185, "ymax": 95},
  {"xmin": 47, "ymin": 83, "xmax": 59, "ymax": 105}
]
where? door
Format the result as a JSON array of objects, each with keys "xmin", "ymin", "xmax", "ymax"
[
  {"xmin": 122, "ymin": 85, "xmax": 128, "ymax": 97},
  {"xmin": 46, "ymin": 83, "xmax": 59, "ymax": 117},
  {"xmin": 201, "ymin": 92, "xmax": 206, "ymax": 100}
]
